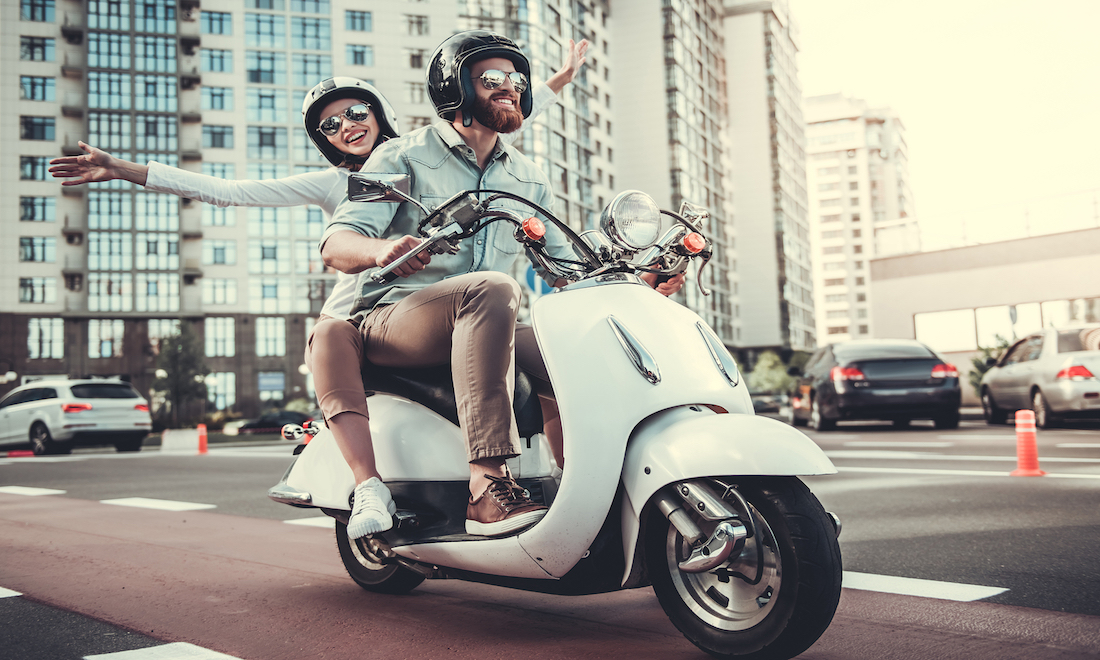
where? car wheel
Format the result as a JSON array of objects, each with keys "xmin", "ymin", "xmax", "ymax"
[
  {"xmin": 809, "ymin": 396, "xmax": 835, "ymax": 432},
  {"xmin": 30, "ymin": 422, "xmax": 71, "ymax": 456},
  {"xmin": 981, "ymin": 389, "xmax": 1008, "ymax": 425},
  {"xmin": 115, "ymin": 433, "xmax": 146, "ymax": 452},
  {"xmin": 1032, "ymin": 390, "xmax": 1059, "ymax": 429},
  {"xmin": 934, "ymin": 413, "xmax": 960, "ymax": 430}
]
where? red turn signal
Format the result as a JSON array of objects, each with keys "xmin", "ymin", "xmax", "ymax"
[
  {"xmin": 522, "ymin": 217, "xmax": 546, "ymax": 240},
  {"xmin": 830, "ymin": 366, "xmax": 866, "ymax": 382},
  {"xmin": 1056, "ymin": 365, "xmax": 1096, "ymax": 381},
  {"xmin": 682, "ymin": 232, "xmax": 706, "ymax": 254},
  {"xmin": 62, "ymin": 403, "xmax": 93, "ymax": 413},
  {"xmin": 134, "ymin": 404, "xmax": 149, "ymax": 412},
  {"xmin": 931, "ymin": 363, "xmax": 959, "ymax": 378}
]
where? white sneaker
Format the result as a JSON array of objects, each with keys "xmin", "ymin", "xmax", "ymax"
[{"xmin": 347, "ymin": 477, "xmax": 396, "ymax": 539}]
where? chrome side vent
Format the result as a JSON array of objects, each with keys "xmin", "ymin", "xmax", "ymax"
[
  {"xmin": 608, "ymin": 315, "xmax": 661, "ymax": 384},
  {"xmin": 696, "ymin": 321, "xmax": 740, "ymax": 386}
]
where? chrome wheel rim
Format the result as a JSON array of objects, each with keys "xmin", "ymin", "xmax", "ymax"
[
  {"xmin": 810, "ymin": 399, "xmax": 821, "ymax": 428},
  {"xmin": 981, "ymin": 392, "xmax": 993, "ymax": 420},
  {"xmin": 1032, "ymin": 393, "xmax": 1045, "ymax": 427},
  {"xmin": 31, "ymin": 426, "xmax": 49, "ymax": 453}
]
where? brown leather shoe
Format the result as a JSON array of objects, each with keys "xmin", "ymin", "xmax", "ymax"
[{"xmin": 466, "ymin": 474, "xmax": 548, "ymax": 536}]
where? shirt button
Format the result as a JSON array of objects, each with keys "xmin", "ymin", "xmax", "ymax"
[{"xmin": 476, "ymin": 239, "xmax": 483, "ymax": 245}]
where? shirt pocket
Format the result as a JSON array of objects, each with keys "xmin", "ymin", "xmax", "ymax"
[{"xmin": 485, "ymin": 199, "xmax": 531, "ymax": 258}]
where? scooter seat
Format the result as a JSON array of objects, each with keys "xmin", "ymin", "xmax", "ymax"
[{"xmin": 362, "ymin": 364, "xmax": 544, "ymax": 439}]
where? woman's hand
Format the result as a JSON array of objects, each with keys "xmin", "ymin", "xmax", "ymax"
[
  {"xmin": 640, "ymin": 272, "xmax": 686, "ymax": 297},
  {"xmin": 48, "ymin": 141, "xmax": 149, "ymax": 186},
  {"xmin": 546, "ymin": 39, "xmax": 590, "ymax": 93}
]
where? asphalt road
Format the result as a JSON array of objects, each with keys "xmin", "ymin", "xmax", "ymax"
[{"xmin": 2, "ymin": 419, "xmax": 1099, "ymax": 659}]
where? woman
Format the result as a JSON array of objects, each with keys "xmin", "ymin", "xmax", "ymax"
[{"xmin": 50, "ymin": 40, "xmax": 588, "ymax": 540}]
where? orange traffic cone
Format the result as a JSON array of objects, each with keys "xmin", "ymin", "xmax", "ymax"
[
  {"xmin": 1010, "ymin": 410, "xmax": 1045, "ymax": 477},
  {"xmin": 197, "ymin": 423, "xmax": 208, "ymax": 455}
]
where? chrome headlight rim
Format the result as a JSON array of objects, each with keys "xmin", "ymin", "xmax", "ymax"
[{"xmin": 600, "ymin": 190, "xmax": 662, "ymax": 251}]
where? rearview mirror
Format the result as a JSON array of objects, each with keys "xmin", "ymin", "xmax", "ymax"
[{"xmin": 348, "ymin": 173, "xmax": 412, "ymax": 203}]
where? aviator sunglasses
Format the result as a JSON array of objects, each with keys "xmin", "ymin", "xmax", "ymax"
[
  {"xmin": 474, "ymin": 69, "xmax": 529, "ymax": 94},
  {"xmin": 317, "ymin": 103, "xmax": 372, "ymax": 136}
]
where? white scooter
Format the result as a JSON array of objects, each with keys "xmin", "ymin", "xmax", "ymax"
[{"xmin": 270, "ymin": 176, "xmax": 843, "ymax": 660}]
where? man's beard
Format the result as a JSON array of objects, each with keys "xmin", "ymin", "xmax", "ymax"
[{"xmin": 472, "ymin": 93, "xmax": 523, "ymax": 133}]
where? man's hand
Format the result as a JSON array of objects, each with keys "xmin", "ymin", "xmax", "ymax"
[
  {"xmin": 48, "ymin": 141, "xmax": 148, "ymax": 186},
  {"xmin": 546, "ymin": 39, "xmax": 590, "ymax": 93},
  {"xmin": 377, "ymin": 235, "xmax": 433, "ymax": 278},
  {"xmin": 640, "ymin": 272, "xmax": 686, "ymax": 297}
]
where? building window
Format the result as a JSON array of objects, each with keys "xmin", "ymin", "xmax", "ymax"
[
  {"xmin": 135, "ymin": 232, "xmax": 179, "ymax": 270},
  {"xmin": 135, "ymin": 194, "xmax": 178, "ymax": 231},
  {"xmin": 205, "ymin": 317, "xmax": 236, "ymax": 357},
  {"xmin": 20, "ymin": 237, "xmax": 55, "ymax": 263},
  {"xmin": 20, "ymin": 76, "xmax": 55, "ymax": 101},
  {"xmin": 201, "ymin": 11, "xmax": 232, "ymax": 34},
  {"xmin": 88, "ymin": 33, "xmax": 129, "ymax": 69},
  {"xmin": 247, "ymin": 0, "xmax": 284, "ymax": 9},
  {"xmin": 248, "ymin": 126, "xmax": 288, "ymax": 160},
  {"xmin": 294, "ymin": 206, "xmax": 325, "ymax": 238},
  {"xmin": 147, "ymin": 318, "xmax": 180, "ymax": 354},
  {"xmin": 822, "ymin": 246, "xmax": 844, "ymax": 255},
  {"xmin": 258, "ymin": 372, "xmax": 286, "ymax": 402},
  {"xmin": 88, "ymin": 192, "xmax": 132, "ymax": 229},
  {"xmin": 248, "ymin": 207, "xmax": 289, "ymax": 237},
  {"xmin": 88, "ymin": 0, "xmax": 129, "ymax": 29},
  {"xmin": 20, "ymin": 156, "xmax": 49, "ymax": 181},
  {"xmin": 255, "ymin": 317, "xmax": 286, "ymax": 357},
  {"xmin": 405, "ymin": 82, "xmax": 426, "ymax": 104},
  {"xmin": 20, "ymin": 197, "xmax": 55, "ymax": 222},
  {"xmin": 203, "ymin": 125, "xmax": 234, "ymax": 149},
  {"xmin": 346, "ymin": 10, "xmax": 371, "ymax": 31},
  {"xmin": 853, "ymin": 245, "xmax": 863, "ymax": 254},
  {"xmin": 202, "ymin": 278, "xmax": 238, "ymax": 305},
  {"xmin": 850, "ymin": 197, "xmax": 859, "ymax": 206},
  {"xmin": 295, "ymin": 240, "xmax": 324, "ymax": 273},
  {"xmin": 406, "ymin": 14, "xmax": 428, "ymax": 35},
  {"xmin": 203, "ymin": 162, "xmax": 234, "ymax": 178},
  {"xmin": 135, "ymin": 274, "xmax": 179, "ymax": 312},
  {"xmin": 827, "ymin": 326, "xmax": 849, "ymax": 335},
  {"xmin": 21, "ymin": 0, "xmax": 55, "ymax": 21},
  {"xmin": 202, "ymin": 87, "xmax": 233, "ymax": 111},
  {"xmin": 407, "ymin": 48, "xmax": 426, "ymax": 69},
  {"xmin": 134, "ymin": 76, "xmax": 177, "ymax": 112},
  {"xmin": 347, "ymin": 44, "xmax": 373, "ymax": 66},
  {"xmin": 250, "ymin": 277, "xmax": 291, "ymax": 313},
  {"xmin": 293, "ymin": 129, "xmax": 326, "ymax": 163},
  {"xmin": 245, "ymin": 13, "xmax": 285, "ymax": 48},
  {"xmin": 824, "ymin": 278, "xmax": 845, "ymax": 287},
  {"xmin": 88, "ymin": 319, "xmax": 126, "ymax": 358},
  {"xmin": 135, "ymin": 114, "xmax": 178, "ymax": 150},
  {"xmin": 20, "ymin": 36, "xmax": 54, "ymax": 61},
  {"xmin": 202, "ymin": 49, "xmax": 233, "ymax": 73},
  {"xmin": 88, "ymin": 72, "xmax": 131, "ymax": 109},
  {"xmin": 88, "ymin": 232, "xmax": 132, "ymax": 270},
  {"xmin": 88, "ymin": 111, "xmax": 131, "ymax": 150},
  {"xmin": 19, "ymin": 277, "xmax": 56, "ymax": 304},
  {"xmin": 852, "ymin": 228, "xmax": 862, "ymax": 237},
  {"xmin": 134, "ymin": 0, "xmax": 175, "ymax": 34},
  {"xmin": 249, "ymin": 239, "xmax": 290, "ymax": 274},
  {"xmin": 855, "ymin": 277, "xmax": 865, "ymax": 285},
  {"xmin": 291, "ymin": 53, "xmax": 331, "ymax": 87},
  {"xmin": 248, "ymin": 163, "xmax": 288, "ymax": 180},
  {"xmin": 859, "ymin": 325, "xmax": 869, "ymax": 334},
  {"xmin": 856, "ymin": 293, "xmax": 866, "ymax": 302},
  {"xmin": 246, "ymin": 50, "xmax": 285, "ymax": 84},
  {"xmin": 28, "ymin": 318, "xmax": 64, "ymax": 359},
  {"xmin": 290, "ymin": 0, "xmax": 328, "ymax": 13},
  {"xmin": 292, "ymin": 16, "xmax": 329, "ymax": 49},
  {"xmin": 246, "ymin": 87, "xmax": 287, "ymax": 122},
  {"xmin": 203, "ymin": 239, "xmax": 237, "ymax": 265},
  {"xmin": 206, "ymin": 372, "xmax": 236, "ymax": 411},
  {"xmin": 848, "ymin": 166, "xmax": 858, "ymax": 174},
  {"xmin": 132, "ymin": 35, "xmax": 175, "ymax": 72},
  {"xmin": 88, "ymin": 274, "xmax": 133, "ymax": 312}
]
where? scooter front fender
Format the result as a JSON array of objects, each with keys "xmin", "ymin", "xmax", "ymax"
[{"xmin": 619, "ymin": 406, "xmax": 836, "ymax": 586}]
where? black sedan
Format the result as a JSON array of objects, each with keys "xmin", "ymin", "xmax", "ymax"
[
  {"xmin": 236, "ymin": 410, "xmax": 313, "ymax": 435},
  {"xmin": 789, "ymin": 339, "xmax": 961, "ymax": 431}
]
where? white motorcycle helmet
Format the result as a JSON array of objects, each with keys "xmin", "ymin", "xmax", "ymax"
[{"xmin": 301, "ymin": 77, "xmax": 400, "ymax": 167}]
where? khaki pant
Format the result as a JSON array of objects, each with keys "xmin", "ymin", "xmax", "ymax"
[{"xmin": 305, "ymin": 271, "xmax": 548, "ymax": 462}]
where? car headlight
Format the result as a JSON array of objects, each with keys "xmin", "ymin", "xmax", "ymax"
[{"xmin": 600, "ymin": 191, "xmax": 661, "ymax": 250}]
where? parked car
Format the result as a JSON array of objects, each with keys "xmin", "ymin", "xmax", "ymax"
[
  {"xmin": 750, "ymin": 391, "xmax": 790, "ymax": 415},
  {"xmin": 0, "ymin": 378, "xmax": 152, "ymax": 455},
  {"xmin": 789, "ymin": 339, "xmax": 962, "ymax": 431},
  {"xmin": 979, "ymin": 324, "xmax": 1100, "ymax": 428},
  {"xmin": 236, "ymin": 410, "xmax": 313, "ymax": 435}
]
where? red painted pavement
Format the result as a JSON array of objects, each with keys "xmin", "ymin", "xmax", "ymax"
[{"xmin": 1, "ymin": 494, "xmax": 1099, "ymax": 660}]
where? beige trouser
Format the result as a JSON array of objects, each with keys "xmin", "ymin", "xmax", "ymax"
[{"xmin": 304, "ymin": 271, "xmax": 549, "ymax": 462}]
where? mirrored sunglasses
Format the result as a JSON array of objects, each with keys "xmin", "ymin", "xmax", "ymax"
[
  {"xmin": 317, "ymin": 103, "xmax": 372, "ymax": 136},
  {"xmin": 475, "ymin": 70, "xmax": 529, "ymax": 94}
]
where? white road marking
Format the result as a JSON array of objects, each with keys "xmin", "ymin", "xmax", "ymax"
[
  {"xmin": 99, "ymin": 497, "xmax": 216, "ymax": 512},
  {"xmin": 85, "ymin": 642, "xmax": 244, "ymax": 659},
  {"xmin": 0, "ymin": 486, "xmax": 67, "ymax": 496},
  {"xmin": 1058, "ymin": 443, "xmax": 1100, "ymax": 448},
  {"xmin": 0, "ymin": 456, "xmax": 89, "ymax": 465},
  {"xmin": 936, "ymin": 434, "xmax": 1017, "ymax": 440},
  {"xmin": 0, "ymin": 586, "xmax": 22, "ymax": 598},
  {"xmin": 838, "ymin": 466, "xmax": 1100, "ymax": 479},
  {"xmin": 843, "ymin": 571, "xmax": 1007, "ymax": 601},
  {"xmin": 284, "ymin": 516, "xmax": 333, "ymax": 528},
  {"xmin": 844, "ymin": 441, "xmax": 954, "ymax": 448},
  {"xmin": 827, "ymin": 450, "xmax": 1100, "ymax": 463}
]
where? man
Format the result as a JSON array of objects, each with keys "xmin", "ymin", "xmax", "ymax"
[{"xmin": 321, "ymin": 31, "xmax": 683, "ymax": 538}]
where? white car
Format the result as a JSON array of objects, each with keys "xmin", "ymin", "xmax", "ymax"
[{"xmin": 0, "ymin": 378, "xmax": 153, "ymax": 455}]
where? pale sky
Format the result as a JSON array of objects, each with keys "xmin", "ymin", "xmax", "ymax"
[{"xmin": 788, "ymin": 0, "xmax": 1100, "ymax": 251}]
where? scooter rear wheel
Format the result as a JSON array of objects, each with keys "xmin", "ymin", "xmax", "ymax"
[
  {"xmin": 335, "ymin": 521, "xmax": 425, "ymax": 594},
  {"xmin": 646, "ymin": 477, "xmax": 841, "ymax": 660}
]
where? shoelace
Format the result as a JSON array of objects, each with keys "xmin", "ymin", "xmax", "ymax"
[
  {"xmin": 354, "ymin": 482, "xmax": 387, "ymax": 513},
  {"xmin": 483, "ymin": 475, "xmax": 533, "ymax": 513}
]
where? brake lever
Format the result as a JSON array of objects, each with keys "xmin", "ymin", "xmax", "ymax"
[{"xmin": 370, "ymin": 224, "xmax": 463, "ymax": 284}]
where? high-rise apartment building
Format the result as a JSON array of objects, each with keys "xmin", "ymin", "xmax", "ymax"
[
  {"xmin": 723, "ymin": 0, "xmax": 813, "ymax": 357},
  {"xmin": 804, "ymin": 93, "xmax": 918, "ymax": 344}
]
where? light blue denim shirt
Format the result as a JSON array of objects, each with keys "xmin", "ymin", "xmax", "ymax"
[{"xmin": 323, "ymin": 120, "xmax": 574, "ymax": 318}]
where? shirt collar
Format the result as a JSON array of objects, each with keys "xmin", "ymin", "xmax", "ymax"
[{"xmin": 433, "ymin": 120, "xmax": 509, "ymax": 163}]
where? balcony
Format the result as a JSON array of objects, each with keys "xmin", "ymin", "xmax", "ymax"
[
  {"xmin": 61, "ymin": 13, "xmax": 85, "ymax": 44},
  {"xmin": 62, "ymin": 215, "xmax": 85, "ymax": 244},
  {"xmin": 180, "ymin": 112, "xmax": 202, "ymax": 124},
  {"xmin": 180, "ymin": 69, "xmax": 202, "ymax": 91},
  {"xmin": 60, "ymin": 52, "xmax": 84, "ymax": 79},
  {"xmin": 61, "ymin": 254, "xmax": 85, "ymax": 275},
  {"xmin": 180, "ymin": 35, "xmax": 201, "ymax": 56}
]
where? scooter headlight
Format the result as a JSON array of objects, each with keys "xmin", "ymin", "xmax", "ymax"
[{"xmin": 600, "ymin": 191, "xmax": 661, "ymax": 251}]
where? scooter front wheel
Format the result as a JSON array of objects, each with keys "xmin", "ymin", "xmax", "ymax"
[
  {"xmin": 646, "ymin": 477, "xmax": 841, "ymax": 660},
  {"xmin": 335, "ymin": 521, "xmax": 425, "ymax": 595}
]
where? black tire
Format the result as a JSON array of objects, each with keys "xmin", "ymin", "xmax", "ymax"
[
  {"xmin": 809, "ymin": 397, "xmax": 835, "ymax": 432},
  {"xmin": 335, "ymin": 521, "xmax": 425, "ymax": 594},
  {"xmin": 933, "ymin": 413, "xmax": 960, "ymax": 430},
  {"xmin": 981, "ymin": 389, "xmax": 1008, "ymax": 425},
  {"xmin": 115, "ymin": 433, "xmax": 146, "ymax": 452},
  {"xmin": 647, "ymin": 477, "xmax": 842, "ymax": 660},
  {"xmin": 30, "ymin": 422, "xmax": 70, "ymax": 456},
  {"xmin": 1032, "ymin": 390, "xmax": 1059, "ymax": 429}
]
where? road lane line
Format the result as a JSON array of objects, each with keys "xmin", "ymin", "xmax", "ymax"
[
  {"xmin": 843, "ymin": 571, "xmax": 1007, "ymax": 601},
  {"xmin": 838, "ymin": 466, "xmax": 1100, "ymax": 479},
  {"xmin": 0, "ymin": 486, "xmax": 68, "ymax": 496},
  {"xmin": 937, "ymin": 434, "xmax": 1017, "ymax": 440},
  {"xmin": 99, "ymin": 497, "xmax": 216, "ymax": 512},
  {"xmin": 1058, "ymin": 443, "xmax": 1100, "ymax": 448},
  {"xmin": 0, "ymin": 587, "xmax": 22, "ymax": 598},
  {"xmin": 827, "ymin": 450, "xmax": 1100, "ymax": 463},
  {"xmin": 284, "ymin": 516, "xmax": 333, "ymax": 528},
  {"xmin": 844, "ymin": 442, "xmax": 954, "ymax": 448},
  {"xmin": 85, "ymin": 642, "xmax": 244, "ymax": 659}
]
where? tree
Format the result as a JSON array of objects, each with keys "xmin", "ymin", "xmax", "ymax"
[
  {"xmin": 969, "ymin": 334, "xmax": 1011, "ymax": 397},
  {"xmin": 747, "ymin": 350, "xmax": 795, "ymax": 394},
  {"xmin": 153, "ymin": 322, "xmax": 209, "ymax": 428}
]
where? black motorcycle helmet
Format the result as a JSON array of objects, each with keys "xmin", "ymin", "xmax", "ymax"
[
  {"xmin": 301, "ymin": 77, "xmax": 400, "ymax": 167},
  {"xmin": 427, "ymin": 30, "xmax": 534, "ymax": 128}
]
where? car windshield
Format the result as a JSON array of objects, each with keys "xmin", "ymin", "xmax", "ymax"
[
  {"xmin": 70, "ymin": 383, "xmax": 141, "ymax": 399},
  {"xmin": 1058, "ymin": 328, "xmax": 1100, "ymax": 353},
  {"xmin": 833, "ymin": 343, "xmax": 935, "ymax": 361}
]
